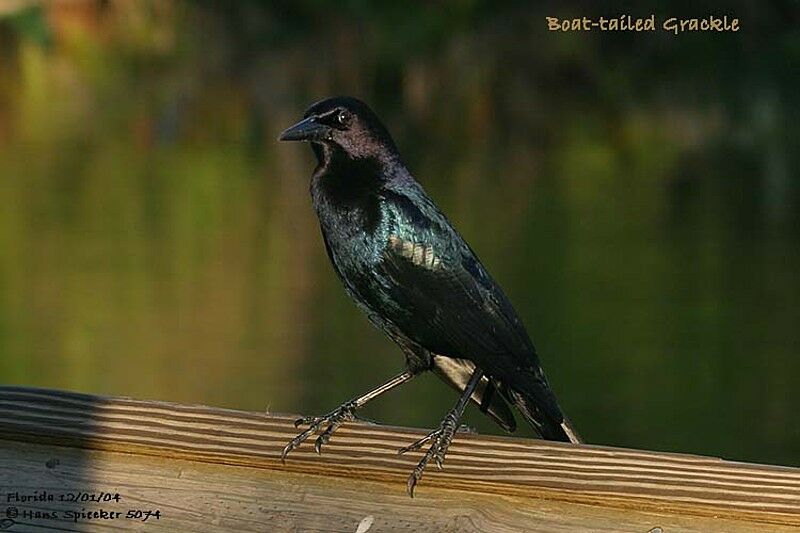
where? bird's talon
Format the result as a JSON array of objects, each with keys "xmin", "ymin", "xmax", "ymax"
[
  {"xmin": 282, "ymin": 404, "xmax": 358, "ymax": 461},
  {"xmin": 398, "ymin": 429, "xmax": 440, "ymax": 455},
  {"xmin": 406, "ymin": 474, "xmax": 418, "ymax": 498},
  {"xmin": 280, "ymin": 441, "xmax": 296, "ymax": 463},
  {"xmin": 314, "ymin": 429, "xmax": 333, "ymax": 454},
  {"xmin": 398, "ymin": 439, "xmax": 426, "ymax": 454},
  {"xmin": 398, "ymin": 440, "xmax": 422, "ymax": 454},
  {"xmin": 294, "ymin": 415, "xmax": 319, "ymax": 428}
]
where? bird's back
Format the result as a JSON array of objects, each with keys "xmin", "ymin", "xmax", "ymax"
[{"xmin": 307, "ymin": 124, "xmax": 579, "ymax": 442}]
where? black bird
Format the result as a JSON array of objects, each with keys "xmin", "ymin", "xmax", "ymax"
[{"xmin": 278, "ymin": 97, "xmax": 581, "ymax": 495}]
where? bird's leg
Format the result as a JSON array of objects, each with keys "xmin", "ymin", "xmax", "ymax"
[
  {"xmin": 281, "ymin": 370, "xmax": 416, "ymax": 462},
  {"xmin": 402, "ymin": 368, "xmax": 483, "ymax": 497}
]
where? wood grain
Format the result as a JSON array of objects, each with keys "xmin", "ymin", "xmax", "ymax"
[
  {"xmin": 0, "ymin": 385, "xmax": 798, "ymax": 531},
  {"xmin": 5, "ymin": 440, "xmax": 792, "ymax": 533}
]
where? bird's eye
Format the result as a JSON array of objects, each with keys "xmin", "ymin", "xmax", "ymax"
[{"xmin": 336, "ymin": 110, "xmax": 350, "ymax": 126}]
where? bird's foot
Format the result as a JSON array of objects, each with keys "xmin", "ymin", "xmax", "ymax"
[
  {"xmin": 397, "ymin": 422, "xmax": 471, "ymax": 455},
  {"xmin": 281, "ymin": 401, "xmax": 357, "ymax": 462},
  {"xmin": 399, "ymin": 412, "xmax": 460, "ymax": 497}
]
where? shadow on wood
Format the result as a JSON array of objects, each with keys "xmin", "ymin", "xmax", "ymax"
[{"xmin": 0, "ymin": 386, "xmax": 798, "ymax": 532}]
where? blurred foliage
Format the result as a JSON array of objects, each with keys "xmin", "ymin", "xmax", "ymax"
[
  {"xmin": 0, "ymin": 0, "xmax": 798, "ymax": 466},
  {"xmin": 2, "ymin": 5, "xmax": 51, "ymax": 48}
]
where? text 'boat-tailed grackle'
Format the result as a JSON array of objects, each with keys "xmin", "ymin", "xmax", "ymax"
[{"xmin": 279, "ymin": 97, "xmax": 581, "ymax": 496}]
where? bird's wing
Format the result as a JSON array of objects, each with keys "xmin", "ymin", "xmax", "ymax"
[
  {"xmin": 370, "ymin": 184, "xmax": 581, "ymax": 442},
  {"xmin": 378, "ymin": 229, "xmax": 532, "ymax": 373},
  {"xmin": 373, "ymin": 187, "xmax": 553, "ymax": 382},
  {"xmin": 377, "ymin": 222, "xmax": 570, "ymax": 436}
]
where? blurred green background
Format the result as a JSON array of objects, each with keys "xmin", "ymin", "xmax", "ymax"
[{"xmin": 0, "ymin": 1, "xmax": 798, "ymax": 466}]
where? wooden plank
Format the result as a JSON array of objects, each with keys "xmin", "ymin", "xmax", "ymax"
[
  {"xmin": 0, "ymin": 439, "xmax": 792, "ymax": 533},
  {"xmin": 0, "ymin": 386, "xmax": 798, "ymax": 532}
]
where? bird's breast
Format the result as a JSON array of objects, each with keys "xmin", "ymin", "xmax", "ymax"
[{"xmin": 318, "ymin": 207, "xmax": 384, "ymax": 279}]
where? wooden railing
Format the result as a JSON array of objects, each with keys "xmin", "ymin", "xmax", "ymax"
[{"xmin": 0, "ymin": 386, "xmax": 797, "ymax": 532}]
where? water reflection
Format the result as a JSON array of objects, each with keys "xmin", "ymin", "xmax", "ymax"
[{"xmin": 0, "ymin": 1, "xmax": 797, "ymax": 466}]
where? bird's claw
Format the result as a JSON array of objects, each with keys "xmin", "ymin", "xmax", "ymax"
[
  {"xmin": 313, "ymin": 420, "xmax": 341, "ymax": 454},
  {"xmin": 281, "ymin": 426, "xmax": 316, "ymax": 463},
  {"xmin": 401, "ymin": 413, "xmax": 461, "ymax": 497},
  {"xmin": 397, "ymin": 423, "xmax": 473, "ymax": 457},
  {"xmin": 406, "ymin": 453, "xmax": 431, "ymax": 498},
  {"xmin": 434, "ymin": 449, "xmax": 446, "ymax": 470},
  {"xmin": 313, "ymin": 435, "xmax": 326, "ymax": 454},
  {"xmin": 282, "ymin": 402, "xmax": 356, "ymax": 461},
  {"xmin": 293, "ymin": 415, "xmax": 320, "ymax": 428},
  {"xmin": 397, "ymin": 430, "xmax": 437, "ymax": 455}
]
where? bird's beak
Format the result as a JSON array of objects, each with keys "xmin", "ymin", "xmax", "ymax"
[{"xmin": 278, "ymin": 116, "xmax": 329, "ymax": 142}]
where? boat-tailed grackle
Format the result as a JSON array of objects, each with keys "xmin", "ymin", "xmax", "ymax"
[{"xmin": 278, "ymin": 97, "xmax": 581, "ymax": 496}]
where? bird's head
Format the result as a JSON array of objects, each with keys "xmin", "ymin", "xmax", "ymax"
[{"xmin": 279, "ymin": 97, "xmax": 398, "ymax": 165}]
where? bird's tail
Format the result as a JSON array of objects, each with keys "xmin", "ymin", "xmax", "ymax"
[{"xmin": 507, "ymin": 387, "xmax": 583, "ymax": 444}]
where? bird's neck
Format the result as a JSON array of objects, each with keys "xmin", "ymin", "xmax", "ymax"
[
  {"xmin": 311, "ymin": 150, "xmax": 400, "ymax": 234},
  {"xmin": 313, "ymin": 147, "xmax": 399, "ymax": 202}
]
